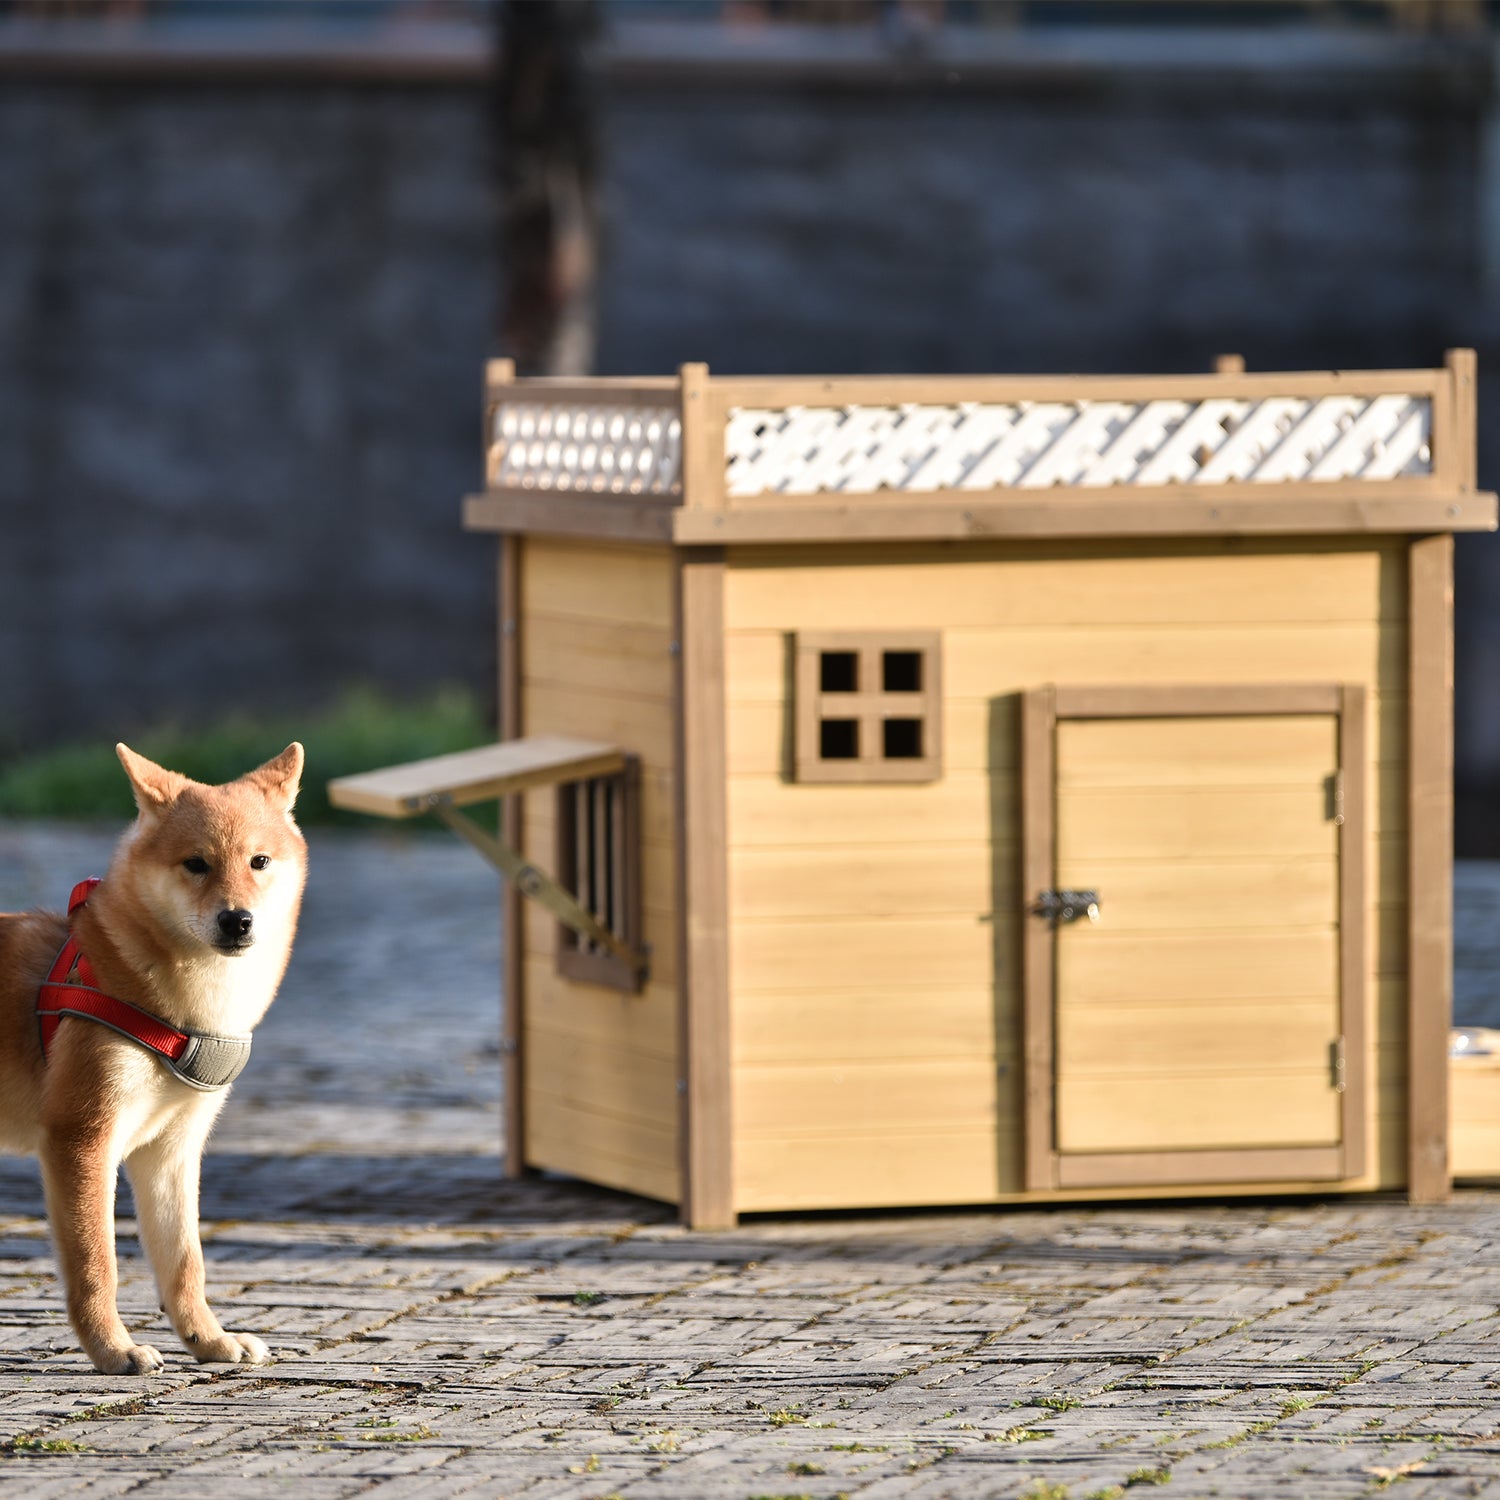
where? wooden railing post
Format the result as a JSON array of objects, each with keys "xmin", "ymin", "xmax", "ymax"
[{"xmin": 679, "ymin": 362, "xmax": 724, "ymax": 510}]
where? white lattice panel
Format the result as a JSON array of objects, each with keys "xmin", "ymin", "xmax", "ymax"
[
  {"xmin": 491, "ymin": 402, "xmax": 682, "ymax": 495},
  {"xmin": 723, "ymin": 395, "xmax": 1431, "ymax": 498}
]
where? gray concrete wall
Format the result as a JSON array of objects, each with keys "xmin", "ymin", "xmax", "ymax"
[
  {"xmin": 0, "ymin": 75, "xmax": 497, "ymax": 750},
  {"xmin": 3, "ymin": 21, "xmax": 1498, "ymax": 841}
]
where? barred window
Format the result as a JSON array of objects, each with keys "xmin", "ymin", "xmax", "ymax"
[{"xmin": 556, "ymin": 759, "xmax": 643, "ymax": 993}]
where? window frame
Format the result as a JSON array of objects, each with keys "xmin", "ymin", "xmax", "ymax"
[
  {"xmin": 554, "ymin": 756, "xmax": 645, "ymax": 993},
  {"xmin": 793, "ymin": 630, "xmax": 943, "ymax": 784}
]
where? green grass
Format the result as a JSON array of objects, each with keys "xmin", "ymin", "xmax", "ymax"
[
  {"xmin": 3, "ymin": 1436, "xmax": 91, "ymax": 1453},
  {"xmin": 0, "ymin": 684, "xmax": 490, "ymax": 828}
]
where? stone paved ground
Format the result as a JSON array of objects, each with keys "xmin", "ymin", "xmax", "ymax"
[{"xmin": 2, "ymin": 823, "xmax": 1500, "ymax": 1499}]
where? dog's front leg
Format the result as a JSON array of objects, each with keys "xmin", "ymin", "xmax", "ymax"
[
  {"xmin": 39, "ymin": 1131, "xmax": 164, "ymax": 1375},
  {"xmin": 124, "ymin": 1132, "xmax": 268, "ymax": 1366}
]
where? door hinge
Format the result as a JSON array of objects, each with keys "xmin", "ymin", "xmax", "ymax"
[
  {"xmin": 1330, "ymin": 770, "xmax": 1345, "ymax": 826},
  {"xmin": 1330, "ymin": 1036, "xmax": 1347, "ymax": 1093}
]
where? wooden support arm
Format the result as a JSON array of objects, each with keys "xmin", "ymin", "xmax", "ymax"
[{"xmin": 328, "ymin": 736, "xmax": 649, "ymax": 979}]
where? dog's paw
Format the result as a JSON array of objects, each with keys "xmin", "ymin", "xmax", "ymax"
[
  {"xmin": 191, "ymin": 1331, "xmax": 270, "ymax": 1365},
  {"xmin": 96, "ymin": 1343, "xmax": 165, "ymax": 1375},
  {"xmin": 232, "ymin": 1332, "xmax": 271, "ymax": 1365}
]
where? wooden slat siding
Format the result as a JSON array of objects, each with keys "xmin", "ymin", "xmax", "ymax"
[
  {"xmin": 727, "ymin": 640, "xmax": 1399, "ymax": 753},
  {"xmin": 1062, "ymin": 932, "xmax": 1336, "ymax": 1005},
  {"xmin": 499, "ymin": 526, "xmax": 524, "ymax": 1178},
  {"xmin": 1060, "ymin": 1001, "xmax": 1341, "ymax": 1074},
  {"xmin": 1452, "ymin": 1053, "xmax": 1500, "ymax": 1178},
  {"xmin": 679, "ymin": 362, "xmax": 726, "ymax": 511},
  {"xmin": 729, "ymin": 625, "xmax": 1403, "ymax": 699},
  {"xmin": 675, "ymin": 548, "xmax": 734, "ymax": 1228},
  {"xmin": 729, "ymin": 777, "xmax": 1014, "ymax": 848},
  {"xmin": 730, "ymin": 915, "xmax": 1004, "ymax": 993},
  {"xmin": 729, "ymin": 688, "xmax": 1411, "ymax": 780},
  {"xmin": 525, "ymin": 687, "xmax": 677, "ymax": 773},
  {"xmin": 1021, "ymin": 686, "xmax": 1057, "ymax": 1191},
  {"xmin": 1340, "ymin": 683, "xmax": 1370, "ymax": 1180},
  {"xmin": 737, "ymin": 1060, "xmax": 1000, "ymax": 1136},
  {"xmin": 735, "ymin": 1132, "xmax": 1004, "ymax": 1212},
  {"xmin": 734, "ymin": 1057, "xmax": 1418, "ymax": 1206},
  {"xmin": 521, "ymin": 958, "xmax": 677, "ymax": 1051},
  {"xmin": 1408, "ymin": 533, "xmax": 1454, "ymax": 1203},
  {"xmin": 1059, "ymin": 1077, "xmax": 1341, "ymax": 1154},
  {"xmin": 722, "ymin": 540, "xmax": 1404, "ymax": 1209},
  {"xmin": 524, "ymin": 616, "xmax": 683, "ymax": 701},
  {"xmin": 525, "ymin": 1094, "xmax": 679, "ymax": 1204},
  {"xmin": 672, "ymin": 495, "xmax": 1496, "ymax": 548},
  {"xmin": 1059, "ymin": 786, "xmax": 1338, "ymax": 859},
  {"xmin": 518, "ymin": 539, "xmax": 680, "ymax": 1203},
  {"xmin": 734, "ymin": 987, "xmax": 1004, "ymax": 1063},
  {"xmin": 1053, "ymin": 857, "xmax": 1336, "ymax": 932},
  {"xmin": 518, "ymin": 536, "xmax": 677, "ymax": 629},
  {"xmin": 725, "ymin": 540, "xmax": 1404, "ymax": 627},
  {"xmin": 731, "ymin": 844, "xmax": 1001, "ymax": 920},
  {"xmin": 527, "ymin": 1027, "xmax": 678, "ymax": 1128}
]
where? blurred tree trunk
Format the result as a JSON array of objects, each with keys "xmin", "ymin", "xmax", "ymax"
[{"xmin": 492, "ymin": 0, "xmax": 600, "ymax": 377}]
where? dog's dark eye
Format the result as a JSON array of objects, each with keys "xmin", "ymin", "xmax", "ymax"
[
  {"xmin": 183, "ymin": 856, "xmax": 210, "ymax": 875},
  {"xmin": 250, "ymin": 854, "xmax": 270, "ymax": 871}
]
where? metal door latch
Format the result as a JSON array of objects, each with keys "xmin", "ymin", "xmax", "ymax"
[{"xmin": 1030, "ymin": 889, "xmax": 1101, "ymax": 925}]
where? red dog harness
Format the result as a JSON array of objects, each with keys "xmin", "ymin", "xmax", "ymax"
[{"xmin": 37, "ymin": 879, "xmax": 252, "ymax": 1092}]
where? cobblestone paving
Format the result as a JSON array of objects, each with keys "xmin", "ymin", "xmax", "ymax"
[{"xmin": 1, "ymin": 823, "xmax": 1500, "ymax": 1498}]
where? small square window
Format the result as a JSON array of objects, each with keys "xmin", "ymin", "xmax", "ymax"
[{"xmin": 794, "ymin": 632, "xmax": 942, "ymax": 783}]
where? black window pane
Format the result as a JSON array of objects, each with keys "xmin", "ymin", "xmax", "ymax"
[
  {"xmin": 820, "ymin": 651, "xmax": 858, "ymax": 692},
  {"xmin": 883, "ymin": 650, "xmax": 922, "ymax": 692},
  {"xmin": 883, "ymin": 719, "xmax": 923, "ymax": 759},
  {"xmin": 820, "ymin": 719, "xmax": 859, "ymax": 759}
]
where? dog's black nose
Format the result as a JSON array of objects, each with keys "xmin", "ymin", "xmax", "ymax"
[{"xmin": 217, "ymin": 909, "xmax": 253, "ymax": 941}]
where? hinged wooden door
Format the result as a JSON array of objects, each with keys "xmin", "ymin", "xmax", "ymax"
[{"xmin": 1021, "ymin": 684, "xmax": 1368, "ymax": 1191}]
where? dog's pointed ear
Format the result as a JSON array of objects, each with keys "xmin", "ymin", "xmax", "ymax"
[
  {"xmin": 116, "ymin": 743, "xmax": 188, "ymax": 818},
  {"xmin": 247, "ymin": 742, "xmax": 304, "ymax": 812}
]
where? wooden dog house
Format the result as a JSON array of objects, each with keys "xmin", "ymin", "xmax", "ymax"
[{"xmin": 331, "ymin": 352, "xmax": 1495, "ymax": 1228}]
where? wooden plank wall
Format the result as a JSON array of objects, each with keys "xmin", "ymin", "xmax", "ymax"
[
  {"xmin": 519, "ymin": 538, "xmax": 681, "ymax": 1202},
  {"xmin": 722, "ymin": 537, "xmax": 1408, "ymax": 1213}
]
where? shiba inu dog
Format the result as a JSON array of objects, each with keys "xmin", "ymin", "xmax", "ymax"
[{"xmin": 0, "ymin": 744, "xmax": 305, "ymax": 1373}]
